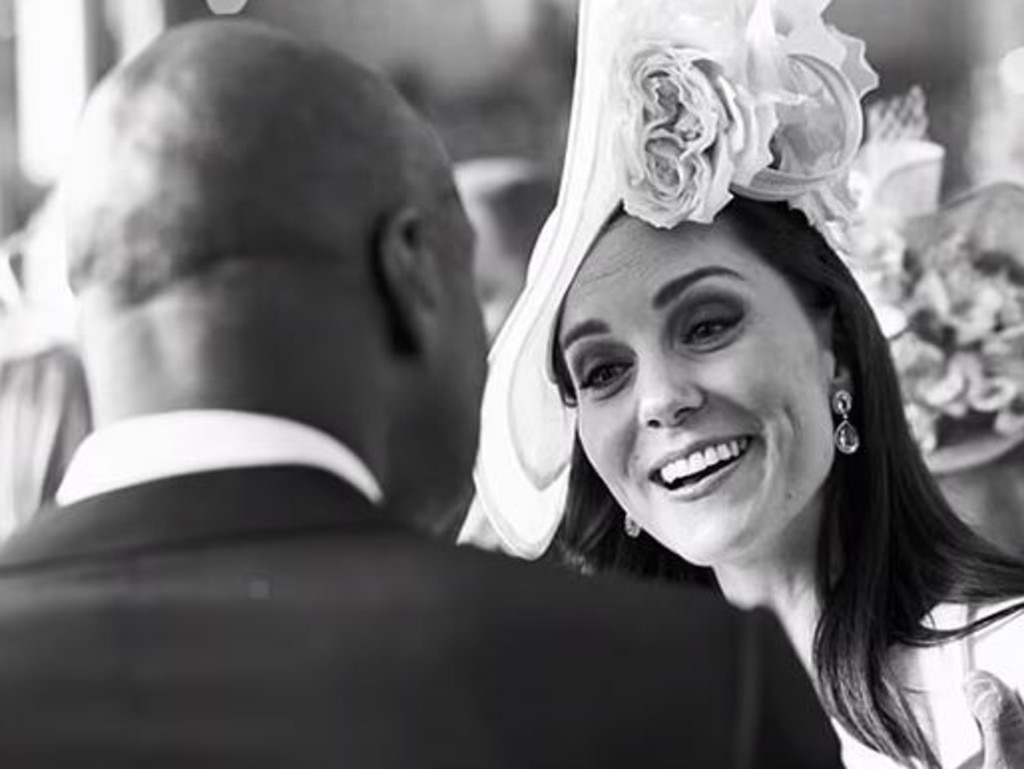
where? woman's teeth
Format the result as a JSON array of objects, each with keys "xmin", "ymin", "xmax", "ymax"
[{"xmin": 654, "ymin": 437, "xmax": 750, "ymax": 489}]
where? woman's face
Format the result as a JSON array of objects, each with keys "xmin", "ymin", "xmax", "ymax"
[{"xmin": 559, "ymin": 215, "xmax": 841, "ymax": 568}]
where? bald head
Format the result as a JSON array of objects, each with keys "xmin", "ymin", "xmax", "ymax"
[
  {"xmin": 64, "ymin": 20, "xmax": 455, "ymax": 305},
  {"xmin": 63, "ymin": 22, "xmax": 486, "ymax": 525}
]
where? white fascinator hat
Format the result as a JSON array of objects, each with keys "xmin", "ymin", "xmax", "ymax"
[{"xmin": 467, "ymin": 0, "xmax": 878, "ymax": 559}]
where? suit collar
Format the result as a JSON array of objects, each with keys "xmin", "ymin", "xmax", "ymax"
[
  {"xmin": 57, "ymin": 410, "xmax": 384, "ymax": 507},
  {"xmin": 0, "ymin": 467, "xmax": 394, "ymax": 571}
]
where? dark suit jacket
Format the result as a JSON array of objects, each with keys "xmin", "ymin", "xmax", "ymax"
[{"xmin": 0, "ymin": 467, "xmax": 840, "ymax": 768}]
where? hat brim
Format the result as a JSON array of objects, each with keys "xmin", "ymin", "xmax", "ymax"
[
  {"xmin": 926, "ymin": 430, "xmax": 1024, "ymax": 476},
  {"xmin": 469, "ymin": 0, "xmax": 626, "ymax": 559}
]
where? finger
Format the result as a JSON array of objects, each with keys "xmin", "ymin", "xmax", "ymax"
[{"xmin": 964, "ymin": 670, "xmax": 1024, "ymax": 769}]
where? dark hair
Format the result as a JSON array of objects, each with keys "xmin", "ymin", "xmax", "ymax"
[{"xmin": 551, "ymin": 197, "xmax": 1024, "ymax": 766}]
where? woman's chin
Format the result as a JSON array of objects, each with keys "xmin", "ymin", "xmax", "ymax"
[{"xmin": 646, "ymin": 513, "xmax": 754, "ymax": 569}]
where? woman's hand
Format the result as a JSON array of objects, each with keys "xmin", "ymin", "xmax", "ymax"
[{"xmin": 964, "ymin": 670, "xmax": 1024, "ymax": 768}]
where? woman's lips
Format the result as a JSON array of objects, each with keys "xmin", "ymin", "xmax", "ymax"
[{"xmin": 649, "ymin": 436, "xmax": 753, "ymax": 499}]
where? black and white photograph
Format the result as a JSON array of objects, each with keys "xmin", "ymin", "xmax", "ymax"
[{"xmin": 0, "ymin": 1, "xmax": 1023, "ymax": 766}]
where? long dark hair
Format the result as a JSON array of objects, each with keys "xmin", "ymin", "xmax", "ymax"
[{"xmin": 551, "ymin": 198, "xmax": 1024, "ymax": 766}]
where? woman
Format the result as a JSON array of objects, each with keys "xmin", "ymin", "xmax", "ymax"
[{"xmin": 469, "ymin": 0, "xmax": 1024, "ymax": 766}]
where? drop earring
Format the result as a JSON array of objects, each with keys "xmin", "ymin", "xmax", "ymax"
[
  {"xmin": 832, "ymin": 389, "xmax": 860, "ymax": 455},
  {"xmin": 624, "ymin": 515, "xmax": 641, "ymax": 538}
]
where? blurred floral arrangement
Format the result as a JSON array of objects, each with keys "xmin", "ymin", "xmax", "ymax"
[
  {"xmin": 891, "ymin": 235, "xmax": 1024, "ymax": 455},
  {"xmin": 846, "ymin": 88, "xmax": 1024, "ymax": 458}
]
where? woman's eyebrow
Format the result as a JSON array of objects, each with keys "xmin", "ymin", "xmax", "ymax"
[
  {"xmin": 560, "ymin": 319, "xmax": 610, "ymax": 352},
  {"xmin": 652, "ymin": 266, "xmax": 744, "ymax": 309}
]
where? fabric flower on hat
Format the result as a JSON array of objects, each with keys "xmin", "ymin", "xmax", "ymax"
[
  {"xmin": 610, "ymin": 0, "xmax": 876, "ymax": 231},
  {"xmin": 617, "ymin": 46, "xmax": 774, "ymax": 226}
]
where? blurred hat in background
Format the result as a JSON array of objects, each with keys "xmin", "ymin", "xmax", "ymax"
[
  {"xmin": 898, "ymin": 183, "xmax": 1024, "ymax": 475},
  {"xmin": 848, "ymin": 93, "xmax": 1024, "ymax": 475},
  {"xmin": 848, "ymin": 90, "xmax": 1024, "ymax": 475}
]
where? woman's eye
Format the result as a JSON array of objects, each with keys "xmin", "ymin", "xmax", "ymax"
[
  {"xmin": 681, "ymin": 304, "xmax": 743, "ymax": 347},
  {"xmin": 579, "ymin": 361, "xmax": 629, "ymax": 391},
  {"xmin": 686, "ymin": 317, "xmax": 733, "ymax": 343}
]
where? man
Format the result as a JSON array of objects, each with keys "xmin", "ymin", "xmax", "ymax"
[{"xmin": 0, "ymin": 21, "xmax": 840, "ymax": 768}]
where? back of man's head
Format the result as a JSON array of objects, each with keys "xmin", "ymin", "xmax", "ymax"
[
  {"xmin": 67, "ymin": 21, "xmax": 423, "ymax": 303},
  {"xmin": 63, "ymin": 21, "xmax": 487, "ymax": 527}
]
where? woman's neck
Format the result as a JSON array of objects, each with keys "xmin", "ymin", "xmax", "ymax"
[
  {"xmin": 715, "ymin": 558, "xmax": 821, "ymax": 674},
  {"xmin": 711, "ymin": 507, "xmax": 824, "ymax": 676}
]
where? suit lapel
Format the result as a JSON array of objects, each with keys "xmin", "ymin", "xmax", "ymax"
[{"xmin": 0, "ymin": 466, "xmax": 392, "ymax": 571}]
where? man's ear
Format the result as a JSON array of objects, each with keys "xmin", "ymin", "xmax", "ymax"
[{"xmin": 375, "ymin": 205, "xmax": 444, "ymax": 355}]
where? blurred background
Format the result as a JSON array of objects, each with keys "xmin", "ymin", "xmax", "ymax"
[
  {"xmin": 1, "ymin": 0, "xmax": 1024, "ymax": 538},
  {"xmin": 1, "ymin": 0, "xmax": 1024, "ymax": 312}
]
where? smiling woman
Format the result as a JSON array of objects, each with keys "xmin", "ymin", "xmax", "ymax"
[
  {"xmin": 467, "ymin": 0, "xmax": 1024, "ymax": 754},
  {"xmin": 554, "ymin": 206, "xmax": 840, "ymax": 577},
  {"xmin": 520, "ymin": 194, "xmax": 1024, "ymax": 768}
]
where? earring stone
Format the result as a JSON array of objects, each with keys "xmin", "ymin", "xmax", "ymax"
[
  {"xmin": 624, "ymin": 515, "xmax": 641, "ymax": 538},
  {"xmin": 831, "ymin": 389, "xmax": 860, "ymax": 455}
]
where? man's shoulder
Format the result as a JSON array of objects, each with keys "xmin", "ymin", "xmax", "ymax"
[
  {"xmin": 394, "ymin": 540, "xmax": 751, "ymax": 670},
  {"xmin": 0, "ymin": 499, "xmax": 840, "ymax": 769},
  {"xmin": 0, "ymin": 466, "xmax": 379, "ymax": 573},
  {"xmin": 435, "ymin": 540, "xmax": 731, "ymax": 618}
]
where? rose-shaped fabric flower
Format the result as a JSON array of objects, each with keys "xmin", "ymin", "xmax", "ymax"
[{"xmin": 616, "ymin": 45, "xmax": 775, "ymax": 227}]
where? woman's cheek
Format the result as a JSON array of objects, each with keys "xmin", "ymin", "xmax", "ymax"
[{"xmin": 579, "ymin": 407, "xmax": 627, "ymax": 486}]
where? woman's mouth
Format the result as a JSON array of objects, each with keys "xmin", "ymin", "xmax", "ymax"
[{"xmin": 649, "ymin": 437, "xmax": 752, "ymax": 492}]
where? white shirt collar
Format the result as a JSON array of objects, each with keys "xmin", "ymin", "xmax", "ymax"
[{"xmin": 57, "ymin": 409, "xmax": 383, "ymax": 507}]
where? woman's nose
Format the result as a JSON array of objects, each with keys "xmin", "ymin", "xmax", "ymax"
[{"xmin": 636, "ymin": 358, "xmax": 703, "ymax": 429}]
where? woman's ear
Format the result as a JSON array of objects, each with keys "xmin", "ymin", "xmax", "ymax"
[
  {"xmin": 831, "ymin": 361, "xmax": 854, "ymax": 396},
  {"xmin": 375, "ymin": 205, "xmax": 443, "ymax": 355},
  {"xmin": 813, "ymin": 306, "xmax": 853, "ymax": 395}
]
